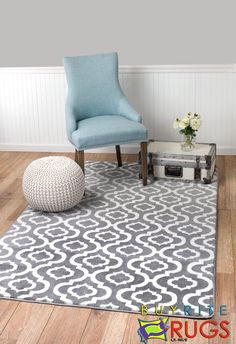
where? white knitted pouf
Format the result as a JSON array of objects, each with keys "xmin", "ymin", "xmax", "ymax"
[{"xmin": 23, "ymin": 156, "xmax": 85, "ymax": 212}]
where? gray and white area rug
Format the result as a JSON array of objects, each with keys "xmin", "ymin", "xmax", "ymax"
[{"xmin": 0, "ymin": 162, "xmax": 217, "ymax": 318}]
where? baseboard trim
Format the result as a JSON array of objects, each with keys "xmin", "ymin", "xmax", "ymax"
[
  {"xmin": 216, "ymin": 146, "xmax": 236, "ymax": 155},
  {"xmin": 0, "ymin": 143, "xmax": 235, "ymax": 155}
]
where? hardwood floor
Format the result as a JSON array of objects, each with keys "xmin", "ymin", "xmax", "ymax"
[{"xmin": 0, "ymin": 152, "xmax": 235, "ymax": 344}]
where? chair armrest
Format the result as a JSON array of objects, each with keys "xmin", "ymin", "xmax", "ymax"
[
  {"xmin": 65, "ymin": 103, "xmax": 78, "ymax": 141},
  {"xmin": 118, "ymin": 97, "xmax": 142, "ymax": 123}
]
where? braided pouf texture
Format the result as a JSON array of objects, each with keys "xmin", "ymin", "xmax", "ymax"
[{"xmin": 23, "ymin": 156, "xmax": 85, "ymax": 212}]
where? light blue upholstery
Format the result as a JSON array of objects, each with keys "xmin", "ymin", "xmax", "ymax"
[
  {"xmin": 63, "ymin": 52, "xmax": 148, "ymax": 150},
  {"xmin": 71, "ymin": 115, "xmax": 147, "ymax": 150}
]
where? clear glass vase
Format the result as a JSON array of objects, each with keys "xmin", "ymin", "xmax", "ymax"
[{"xmin": 181, "ymin": 134, "xmax": 196, "ymax": 151}]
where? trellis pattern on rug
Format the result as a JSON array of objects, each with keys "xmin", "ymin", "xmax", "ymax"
[{"xmin": 0, "ymin": 161, "xmax": 217, "ymax": 318}]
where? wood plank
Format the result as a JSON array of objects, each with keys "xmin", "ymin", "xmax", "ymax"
[
  {"xmin": 225, "ymin": 156, "xmax": 236, "ymax": 210},
  {"xmin": 230, "ymin": 210, "xmax": 236, "ymax": 262},
  {"xmin": 0, "ymin": 300, "xmax": 19, "ymax": 335},
  {"xmin": 100, "ymin": 311, "xmax": 129, "ymax": 344},
  {"xmin": 208, "ymin": 273, "xmax": 235, "ymax": 344},
  {"xmin": 0, "ymin": 153, "xmax": 24, "ymax": 179},
  {"xmin": 80, "ymin": 310, "xmax": 116, "ymax": 344},
  {"xmin": 0, "ymin": 176, "xmax": 21, "ymax": 200},
  {"xmin": 0, "ymin": 200, "xmax": 27, "ymax": 237},
  {"xmin": 7, "ymin": 200, "xmax": 27, "ymax": 222},
  {"xmin": 0, "ymin": 198, "xmax": 24, "ymax": 226},
  {"xmin": 229, "ymin": 313, "xmax": 236, "ymax": 344},
  {"xmin": 229, "ymin": 210, "xmax": 236, "ymax": 306},
  {"xmin": 215, "ymin": 274, "xmax": 235, "ymax": 316},
  {"xmin": 38, "ymin": 306, "xmax": 91, "ymax": 344},
  {"xmin": 0, "ymin": 302, "xmax": 53, "ymax": 344},
  {"xmin": 0, "ymin": 220, "xmax": 13, "ymax": 236},
  {"xmin": 216, "ymin": 156, "xmax": 226, "ymax": 210},
  {"xmin": 216, "ymin": 210, "xmax": 234, "ymax": 273}
]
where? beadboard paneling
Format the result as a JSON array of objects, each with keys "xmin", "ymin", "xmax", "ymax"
[{"xmin": 0, "ymin": 65, "xmax": 236, "ymax": 154}]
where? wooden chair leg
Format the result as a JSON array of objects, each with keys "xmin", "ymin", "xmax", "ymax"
[
  {"xmin": 74, "ymin": 149, "xmax": 78, "ymax": 164},
  {"xmin": 141, "ymin": 142, "xmax": 148, "ymax": 186},
  {"xmin": 75, "ymin": 149, "xmax": 84, "ymax": 174},
  {"xmin": 116, "ymin": 145, "xmax": 122, "ymax": 167}
]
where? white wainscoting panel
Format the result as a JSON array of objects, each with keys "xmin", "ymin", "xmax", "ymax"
[{"xmin": 0, "ymin": 65, "xmax": 236, "ymax": 154}]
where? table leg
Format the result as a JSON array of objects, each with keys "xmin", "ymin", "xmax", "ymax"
[{"xmin": 141, "ymin": 142, "xmax": 147, "ymax": 186}]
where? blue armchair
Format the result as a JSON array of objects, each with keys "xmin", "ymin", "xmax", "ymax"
[{"xmin": 63, "ymin": 52, "xmax": 148, "ymax": 185}]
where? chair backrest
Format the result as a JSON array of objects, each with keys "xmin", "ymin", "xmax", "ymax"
[{"xmin": 63, "ymin": 52, "xmax": 125, "ymax": 122}]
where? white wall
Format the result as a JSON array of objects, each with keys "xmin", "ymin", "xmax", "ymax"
[
  {"xmin": 0, "ymin": 65, "xmax": 235, "ymax": 155},
  {"xmin": 0, "ymin": 0, "xmax": 236, "ymax": 66}
]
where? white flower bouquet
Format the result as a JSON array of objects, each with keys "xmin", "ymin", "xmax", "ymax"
[{"xmin": 173, "ymin": 112, "xmax": 201, "ymax": 151}]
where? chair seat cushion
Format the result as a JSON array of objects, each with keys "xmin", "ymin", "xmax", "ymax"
[{"xmin": 71, "ymin": 115, "xmax": 148, "ymax": 150}]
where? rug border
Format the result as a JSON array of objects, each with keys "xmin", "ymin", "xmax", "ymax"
[{"xmin": 0, "ymin": 161, "xmax": 218, "ymax": 320}]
